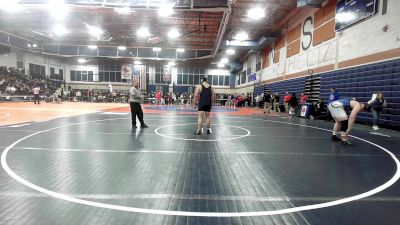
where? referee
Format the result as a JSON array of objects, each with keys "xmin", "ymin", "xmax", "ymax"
[{"xmin": 130, "ymin": 80, "xmax": 148, "ymax": 128}]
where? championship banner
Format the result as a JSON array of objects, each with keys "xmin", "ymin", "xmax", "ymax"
[
  {"xmin": 163, "ymin": 66, "xmax": 171, "ymax": 82},
  {"xmin": 121, "ymin": 64, "xmax": 132, "ymax": 80}
]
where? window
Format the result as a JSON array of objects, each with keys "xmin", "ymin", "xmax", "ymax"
[
  {"xmin": 70, "ymin": 71, "xmax": 76, "ymax": 81},
  {"xmin": 224, "ymin": 76, "xmax": 230, "ymax": 86},
  {"xmin": 116, "ymin": 72, "xmax": 121, "ymax": 82},
  {"xmin": 207, "ymin": 75, "xmax": 212, "ymax": 85},
  {"xmin": 88, "ymin": 71, "xmax": 93, "ymax": 81},
  {"xmin": 212, "ymin": 76, "xmax": 218, "ymax": 86},
  {"xmin": 188, "ymin": 75, "xmax": 193, "ymax": 85},
  {"xmin": 182, "ymin": 74, "xmax": 188, "ymax": 84},
  {"xmin": 218, "ymin": 75, "xmax": 224, "ymax": 86},
  {"xmin": 82, "ymin": 71, "xmax": 88, "ymax": 81}
]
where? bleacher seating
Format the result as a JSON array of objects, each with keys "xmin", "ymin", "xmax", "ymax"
[
  {"xmin": 320, "ymin": 59, "xmax": 400, "ymax": 129},
  {"xmin": 267, "ymin": 77, "xmax": 306, "ymax": 104}
]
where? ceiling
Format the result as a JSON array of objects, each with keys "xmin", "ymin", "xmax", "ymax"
[{"xmin": 0, "ymin": 0, "xmax": 299, "ymax": 63}]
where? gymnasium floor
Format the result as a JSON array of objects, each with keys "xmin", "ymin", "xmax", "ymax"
[{"xmin": 1, "ymin": 102, "xmax": 400, "ymax": 225}]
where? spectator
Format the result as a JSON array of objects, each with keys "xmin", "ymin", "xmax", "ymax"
[
  {"xmin": 300, "ymin": 92, "xmax": 308, "ymax": 104},
  {"xmin": 273, "ymin": 92, "xmax": 280, "ymax": 112},
  {"xmin": 312, "ymin": 99, "xmax": 326, "ymax": 119},
  {"xmin": 368, "ymin": 92, "xmax": 388, "ymax": 130},
  {"xmin": 263, "ymin": 92, "xmax": 271, "ymax": 114},
  {"xmin": 329, "ymin": 88, "xmax": 340, "ymax": 103},
  {"xmin": 283, "ymin": 92, "xmax": 292, "ymax": 113},
  {"xmin": 288, "ymin": 92, "xmax": 298, "ymax": 116}
]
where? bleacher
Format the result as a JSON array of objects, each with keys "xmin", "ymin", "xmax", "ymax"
[
  {"xmin": 320, "ymin": 59, "xmax": 400, "ymax": 129},
  {"xmin": 267, "ymin": 77, "xmax": 306, "ymax": 103}
]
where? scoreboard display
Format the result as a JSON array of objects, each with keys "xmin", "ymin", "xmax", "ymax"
[{"xmin": 335, "ymin": 0, "xmax": 378, "ymax": 31}]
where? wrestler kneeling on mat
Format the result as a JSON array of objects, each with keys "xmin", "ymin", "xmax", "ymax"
[{"xmin": 328, "ymin": 98, "xmax": 368, "ymax": 145}]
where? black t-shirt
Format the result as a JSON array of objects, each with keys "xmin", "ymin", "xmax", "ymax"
[{"xmin": 263, "ymin": 94, "xmax": 271, "ymax": 102}]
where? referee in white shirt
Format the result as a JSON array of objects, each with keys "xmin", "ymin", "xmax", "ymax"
[
  {"xmin": 33, "ymin": 86, "xmax": 40, "ymax": 104},
  {"xmin": 129, "ymin": 80, "xmax": 148, "ymax": 128}
]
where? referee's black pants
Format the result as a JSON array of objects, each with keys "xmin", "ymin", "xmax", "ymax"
[{"xmin": 130, "ymin": 102, "xmax": 145, "ymax": 126}]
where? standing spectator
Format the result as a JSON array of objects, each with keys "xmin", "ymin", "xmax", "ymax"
[
  {"xmin": 329, "ymin": 88, "xmax": 340, "ymax": 103},
  {"xmin": 300, "ymin": 92, "xmax": 308, "ymax": 104},
  {"xmin": 263, "ymin": 92, "xmax": 271, "ymax": 114},
  {"xmin": 283, "ymin": 92, "xmax": 292, "ymax": 113},
  {"xmin": 368, "ymin": 92, "xmax": 388, "ymax": 130},
  {"xmin": 273, "ymin": 92, "xmax": 280, "ymax": 112},
  {"xmin": 288, "ymin": 93, "xmax": 298, "ymax": 116},
  {"xmin": 75, "ymin": 90, "xmax": 81, "ymax": 102},
  {"xmin": 33, "ymin": 86, "xmax": 40, "ymax": 104},
  {"xmin": 155, "ymin": 91, "xmax": 162, "ymax": 105}
]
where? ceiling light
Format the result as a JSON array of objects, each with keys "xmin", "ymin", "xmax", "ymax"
[
  {"xmin": 118, "ymin": 46, "xmax": 127, "ymax": 51},
  {"xmin": 247, "ymin": 7, "xmax": 265, "ymax": 20},
  {"xmin": 88, "ymin": 45, "xmax": 98, "ymax": 49},
  {"xmin": 234, "ymin": 31, "xmax": 249, "ymax": 41},
  {"xmin": 32, "ymin": 44, "xmax": 38, "ymax": 48},
  {"xmin": 176, "ymin": 48, "xmax": 185, "ymax": 53},
  {"xmin": 53, "ymin": 24, "xmax": 69, "ymax": 36},
  {"xmin": 152, "ymin": 47, "xmax": 162, "ymax": 52},
  {"xmin": 158, "ymin": 3, "xmax": 174, "ymax": 17},
  {"xmin": 114, "ymin": 7, "xmax": 132, "ymax": 15},
  {"xmin": 137, "ymin": 27, "xmax": 150, "ymax": 37},
  {"xmin": 47, "ymin": 0, "xmax": 69, "ymax": 20},
  {"xmin": 85, "ymin": 24, "xmax": 104, "ymax": 38},
  {"xmin": 217, "ymin": 63, "xmax": 225, "ymax": 68},
  {"xmin": 226, "ymin": 48, "xmax": 235, "ymax": 55},
  {"xmin": 78, "ymin": 58, "xmax": 87, "ymax": 63},
  {"xmin": 134, "ymin": 61, "xmax": 142, "ymax": 65},
  {"xmin": 168, "ymin": 61, "xmax": 176, "ymax": 66},
  {"xmin": 27, "ymin": 43, "xmax": 32, "ymax": 48},
  {"xmin": 0, "ymin": 0, "xmax": 23, "ymax": 13},
  {"xmin": 168, "ymin": 29, "xmax": 180, "ymax": 39},
  {"xmin": 220, "ymin": 58, "xmax": 229, "ymax": 64}
]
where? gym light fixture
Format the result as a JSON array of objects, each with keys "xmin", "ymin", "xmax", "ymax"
[
  {"xmin": 168, "ymin": 62, "xmax": 176, "ymax": 66},
  {"xmin": 152, "ymin": 47, "xmax": 162, "ymax": 52},
  {"xmin": 220, "ymin": 58, "xmax": 229, "ymax": 64},
  {"xmin": 78, "ymin": 58, "xmax": 87, "ymax": 63},
  {"xmin": 88, "ymin": 45, "xmax": 98, "ymax": 49},
  {"xmin": 158, "ymin": 3, "xmax": 174, "ymax": 17},
  {"xmin": 136, "ymin": 27, "xmax": 150, "ymax": 37},
  {"xmin": 85, "ymin": 24, "xmax": 104, "ymax": 38},
  {"xmin": 0, "ymin": 0, "xmax": 23, "ymax": 13},
  {"xmin": 176, "ymin": 48, "xmax": 185, "ymax": 53},
  {"xmin": 48, "ymin": 0, "xmax": 69, "ymax": 20},
  {"xmin": 114, "ymin": 7, "xmax": 132, "ymax": 15},
  {"xmin": 217, "ymin": 63, "xmax": 225, "ymax": 68},
  {"xmin": 134, "ymin": 61, "xmax": 142, "ymax": 65},
  {"xmin": 247, "ymin": 7, "xmax": 265, "ymax": 20},
  {"xmin": 32, "ymin": 44, "xmax": 38, "ymax": 48},
  {"xmin": 118, "ymin": 46, "xmax": 127, "ymax": 51},
  {"xmin": 226, "ymin": 49, "xmax": 235, "ymax": 55},
  {"xmin": 234, "ymin": 31, "xmax": 249, "ymax": 41},
  {"xmin": 168, "ymin": 29, "xmax": 180, "ymax": 39},
  {"xmin": 53, "ymin": 24, "xmax": 69, "ymax": 36}
]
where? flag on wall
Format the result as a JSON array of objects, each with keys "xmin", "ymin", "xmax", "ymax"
[{"xmin": 132, "ymin": 65, "xmax": 147, "ymax": 90}]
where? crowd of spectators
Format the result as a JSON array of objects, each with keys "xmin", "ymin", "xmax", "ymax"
[{"xmin": 0, "ymin": 66, "xmax": 62, "ymax": 96}]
